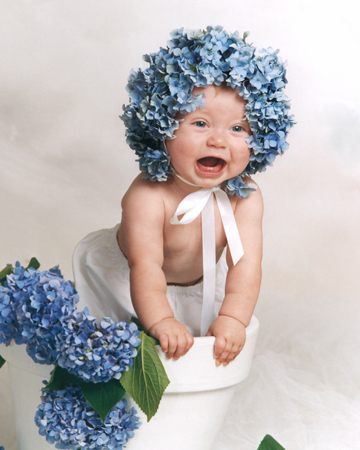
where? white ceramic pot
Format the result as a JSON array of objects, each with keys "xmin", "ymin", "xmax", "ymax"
[{"xmin": 0, "ymin": 315, "xmax": 259, "ymax": 450}]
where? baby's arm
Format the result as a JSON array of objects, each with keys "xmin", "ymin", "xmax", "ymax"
[
  {"xmin": 119, "ymin": 177, "xmax": 194, "ymax": 359},
  {"xmin": 207, "ymin": 181, "xmax": 263, "ymax": 366}
]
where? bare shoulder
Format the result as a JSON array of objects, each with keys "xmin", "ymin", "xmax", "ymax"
[
  {"xmin": 120, "ymin": 174, "xmax": 167, "ymax": 240},
  {"xmin": 122, "ymin": 174, "xmax": 165, "ymax": 209},
  {"xmin": 121, "ymin": 174, "xmax": 174, "ymax": 228}
]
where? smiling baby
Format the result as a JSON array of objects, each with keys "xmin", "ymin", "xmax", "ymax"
[{"xmin": 73, "ymin": 26, "xmax": 294, "ymax": 366}]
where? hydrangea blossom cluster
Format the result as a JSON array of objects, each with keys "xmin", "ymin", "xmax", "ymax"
[
  {"xmin": 0, "ymin": 263, "xmax": 140, "ymax": 381},
  {"xmin": 121, "ymin": 26, "xmax": 294, "ymax": 197},
  {"xmin": 57, "ymin": 312, "xmax": 141, "ymax": 383},
  {"xmin": 0, "ymin": 263, "xmax": 78, "ymax": 364},
  {"xmin": 35, "ymin": 382, "xmax": 140, "ymax": 450},
  {"xmin": 1, "ymin": 263, "xmax": 142, "ymax": 448}
]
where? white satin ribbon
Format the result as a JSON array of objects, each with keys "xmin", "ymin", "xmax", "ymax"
[{"xmin": 170, "ymin": 176, "xmax": 244, "ymax": 336}]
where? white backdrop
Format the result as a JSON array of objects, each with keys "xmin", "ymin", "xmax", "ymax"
[{"xmin": 1, "ymin": 1, "xmax": 360, "ymax": 449}]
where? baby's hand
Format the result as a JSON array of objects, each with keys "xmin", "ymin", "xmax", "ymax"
[
  {"xmin": 206, "ymin": 315, "xmax": 246, "ymax": 366},
  {"xmin": 148, "ymin": 318, "xmax": 194, "ymax": 360}
]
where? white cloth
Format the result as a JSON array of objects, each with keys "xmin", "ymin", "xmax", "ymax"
[{"xmin": 72, "ymin": 224, "xmax": 228, "ymax": 336}]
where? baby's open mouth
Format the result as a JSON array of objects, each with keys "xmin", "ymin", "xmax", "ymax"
[{"xmin": 196, "ymin": 157, "xmax": 226, "ymax": 174}]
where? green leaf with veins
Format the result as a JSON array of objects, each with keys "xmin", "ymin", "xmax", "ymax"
[
  {"xmin": 120, "ymin": 331, "xmax": 169, "ymax": 421},
  {"xmin": 79, "ymin": 378, "xmax": 126, "ymax": 423}
]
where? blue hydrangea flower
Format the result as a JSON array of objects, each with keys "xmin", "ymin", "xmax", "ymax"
[
  {"xmin": 0, "ymin": 263, "xmax": 79, "ymax": 365},
  {"xmin": 0, "ymin": 263, "xmax": 141, "ymax": 382},
  {"xmin": 0, "ymin": 283, "xmax": 24, "ymax": 346},
  {"xmin": 57, "ymin": 311, "xmax": 141, "ymax": 383},
  {"xmin": 35, "ymin": 382, "xmax": 141, "ymax": 450},
  {"xmin": 139, "ymin": 149, "xmax": 171, "ymax": 182},
  {"xmin": 121, "ymin": 26, "xmax": 295, "ymax": 197},
  {"xmin": 225, "ymin": 175, "xmax": 258, "ymax": 198}
]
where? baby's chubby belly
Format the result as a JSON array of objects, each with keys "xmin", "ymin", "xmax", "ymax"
[
  {"xmin": 162, "ymin": 258, "xmax": 203, "ymax": 286},
  {"xmin": 117, "ymin": 215, "xmax": 227, "ymax": 286},
  {"xmin": 161, "ymin": 216, "xmax": 227, "ymax": 285},
  {"xmin": 162, "ymin": 247, "xmax": 225, "ymax": 286}
]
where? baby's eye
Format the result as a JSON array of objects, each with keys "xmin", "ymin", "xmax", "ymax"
[
  {"xmin": 232, "ymin": 125, "xmax": 243, "ymax": 132},
  {"xmin": 195, "ymin": 121, "xmax": 207, "ymax": 128}
]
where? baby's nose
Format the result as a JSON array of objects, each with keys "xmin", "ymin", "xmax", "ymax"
[{"xmin": 207, "ymin": 130, "xmax": 226, "ymax": 148}]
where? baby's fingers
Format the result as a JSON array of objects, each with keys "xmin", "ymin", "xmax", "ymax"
[
  {"xmin": 213, "ymin": 336, "xmax": 230, "ymax": 366},
  {"xmin": 172, "ymin": 334, "xmax": 187, "ymax": 360},
  {"xmin": 166, "ymin": 334, "xmax": 179, "ymax": 359},
  {"xmin": 171, "ymin": 333, "xmax": 194, "ymax": 359},
  {"xmin": 223, "ymin": 348, "xmax": 240, "ymax": 365},
  {"xmin": 214, "ymin": 338, "xmax": 243, "ymax": 366},
  {"xmin": 159, "ymin": 334, "xmax": 170, "ymax": 354}
]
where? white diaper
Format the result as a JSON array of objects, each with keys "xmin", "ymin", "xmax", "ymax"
[{"xmin": 72, "ymin": 224, "xmax": 228, "ymax": 336}]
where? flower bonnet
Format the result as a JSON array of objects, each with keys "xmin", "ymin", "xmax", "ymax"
[{"xmin": 121, "ymin": 26, "xmax": 294, "ymax": 198}]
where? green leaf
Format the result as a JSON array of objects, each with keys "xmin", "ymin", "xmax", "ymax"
[
  {"xmin": 0, "ymin": 354, "xmax": 5, "ymax": 369},
  {"xmin": 79, "ymin": 378, "xmax": 126, "ymax": 423},
  {"xmin": 120, "ymin": 331, "xmax": 170, "ymax": 422},
  {"xmin": 0, "ymin": 264, "xmax": 14, "ymax": 286},
  {"xmin": 44, "ymin": 364, "xmax": 126, "ymax": 423},
  {"xmin": 44, "ymin": 364, "xmax": 78, "ymax": 391},
  {"xmin": 257, "ymin": 435, "xmax": 286, "ymax": 450},
  {"xmin": 26, "ymin": 257, "xmax": 40, "ymax": 270}
]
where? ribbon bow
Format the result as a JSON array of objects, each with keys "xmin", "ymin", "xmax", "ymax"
[{"xmin": 170, "ymin": 180, "xmax": 244, "ymax": 336}]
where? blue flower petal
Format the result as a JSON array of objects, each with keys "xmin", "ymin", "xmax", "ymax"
[{"xmin": 35, "ymin": 382, "xmax": 141, "ymax": 450}]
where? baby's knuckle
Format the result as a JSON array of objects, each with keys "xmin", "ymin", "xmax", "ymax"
[
  {"xmin": 220, "ymin": 349, "xmax": 230, "ymax": 359},
  {"xmin": 222, "ymin": 341, "xmax": 232, "ymax": 355},
  {"xmin": 223, "ymin": 340, "xmax": 233, "ymax": 352},
  {"xmin": 168, "ymin": 337, "xmax": 177, "ymax": 351},
  {"xmin": 216, "ymin": 338, "xmax": 227, "ymax": 350},
  {"xmin": 177, "ymin": 336, "xmax": 186, "ymax": 350}
]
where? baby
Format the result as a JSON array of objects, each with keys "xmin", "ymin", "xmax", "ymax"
[
  {"xmin": 118, "ymin": 83, "xmax": 262, "ymax": 366},
  {"xmin": 73, "ymin": 27, "xmax": 293, "ymax": 367}
]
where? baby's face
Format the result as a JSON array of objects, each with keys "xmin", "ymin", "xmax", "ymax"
[{"xmin": 166, "ymin": 84, "xmax": 251, "ymax": 188}]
